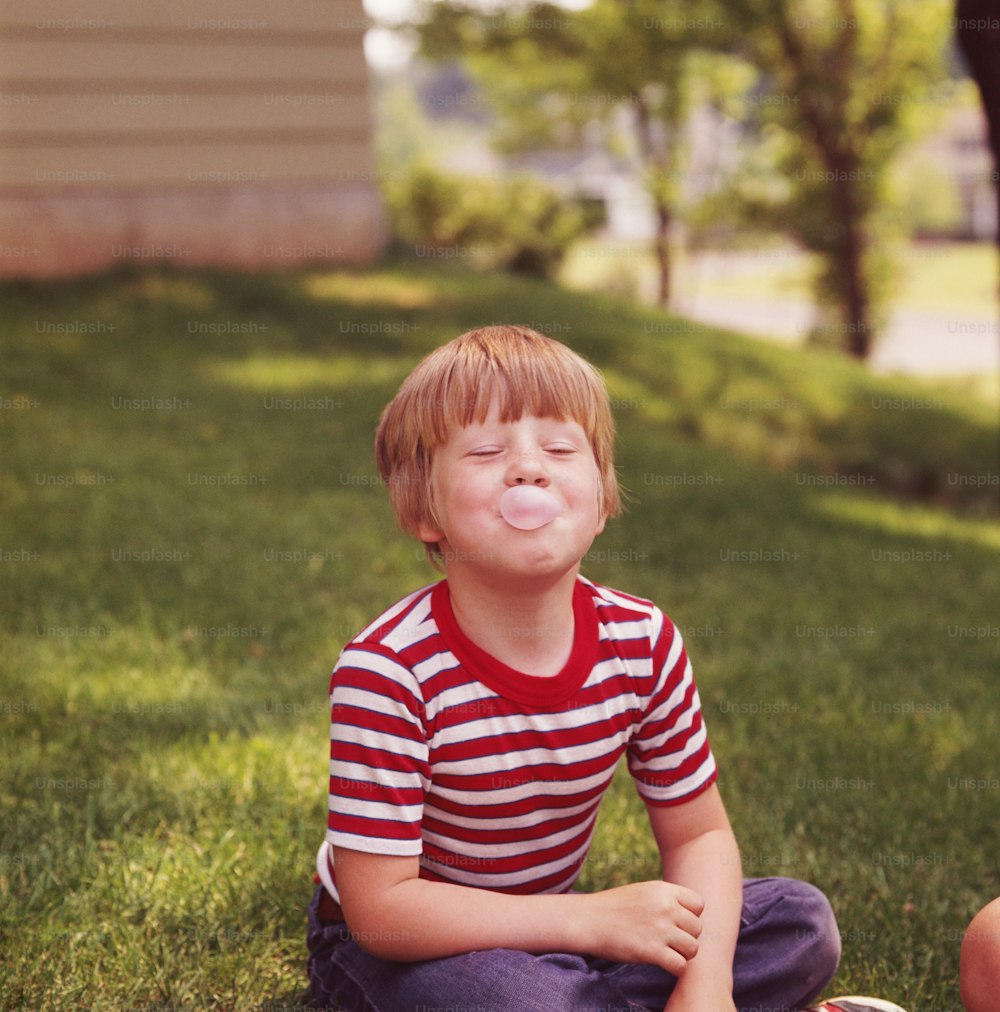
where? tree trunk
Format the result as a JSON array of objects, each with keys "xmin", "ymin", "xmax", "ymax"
[
  {"xmin": 653, "ymin": 202, "xmax": 672, "ymax": 308},
  {"xmin": 773, "ymin": 8, "xmax": 873, "ymax": 357},
  {"xmin": 955, "ymin": 0, "xmax": 1000, "ymax": 297},
  {"xmin": 830, "ymin": 168, "xmax": 872, "ymax": 359},
  {"xmin": 632, "ymin": 94, "xmax": 673, "ymax": 308}
]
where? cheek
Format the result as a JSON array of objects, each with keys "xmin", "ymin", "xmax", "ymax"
[{"xmin": 430, "ymin": 470, "xmax": 491, "ymax": 528}]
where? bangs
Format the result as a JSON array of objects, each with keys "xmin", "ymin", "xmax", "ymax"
[{"xmin": 420, "ymin": 326, "xmax": 603, "ymax": 449}]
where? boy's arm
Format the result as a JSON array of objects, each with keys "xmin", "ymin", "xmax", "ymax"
[
  {"xmin": 332, "ymin": 844, "xmax": 703, "ymax": 972},
  {"xmin": 645, "ymin": 784, "xmax": 742, "ymax": 1011}
]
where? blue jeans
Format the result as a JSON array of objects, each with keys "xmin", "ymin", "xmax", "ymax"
[{"xmin": 306, "ymin": 877, "xmax": 840, "ymax": 1012}]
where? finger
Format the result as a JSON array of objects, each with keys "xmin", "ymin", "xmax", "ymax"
[
  {"xmin": 673, "ymin": 907, "xmax": 702, "ymax": 939},
  {"xmin": 657, "ymin": 944, "xmax": 689, "ymax": 978},
  {"xmin": 673, "ymin": 885, "xmax": 705, "ymax": 916},
  {"xmin": 666, "ymin": 925, "xmax": 700, "ymax": 961}
]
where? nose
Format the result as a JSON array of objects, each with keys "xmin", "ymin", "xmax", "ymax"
[{"xmin": 506, "ymin": 448, "xmax": 548, "ymax": 487}]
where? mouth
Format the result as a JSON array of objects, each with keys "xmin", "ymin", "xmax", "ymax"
[{"xmin": 498, "ymin": 485, "xmax": 562, "ymax": 530}]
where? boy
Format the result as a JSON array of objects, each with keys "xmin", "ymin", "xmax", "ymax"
[{"xmin": 308, "ymin": 326, "xmax": 904, "ymax": 1011}]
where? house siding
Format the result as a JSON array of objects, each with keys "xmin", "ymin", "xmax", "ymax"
[{"xmin": 0, "ymin": 0, "xmax": 384, "ymax": 276}]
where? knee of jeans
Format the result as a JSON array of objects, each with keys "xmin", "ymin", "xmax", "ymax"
[{"xmin": 787, "ymin": 880, "xmax": 842, "ymax": 980}]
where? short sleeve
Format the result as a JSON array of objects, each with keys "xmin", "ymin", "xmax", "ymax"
[
  {"xmin": 626, "ymin": 610, "xmax": 717, "ymax": 806},
  {"xmin": 326, "ymin": 643, "xmax": 430, "ymax": 855}
]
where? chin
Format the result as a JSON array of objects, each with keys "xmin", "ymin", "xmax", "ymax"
[{"xmin": 517, "ymin": 552, "xmax": 581, "ymax": 578}]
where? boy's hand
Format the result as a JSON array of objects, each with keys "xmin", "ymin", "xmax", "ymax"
[{"xmin": 586, "ymin": 880, "xmax": 704, "ymax": 976}]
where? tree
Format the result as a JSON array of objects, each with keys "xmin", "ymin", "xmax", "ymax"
[
  {"xmin": 414, "ymin": 0, "xmax": 729, "ymax": 308},
  {"xmin": 713, "ymin": 0, "xmax": 953, "ymax": 358},
  {"xmin": 412, "ymin": 0, "xmax": 952, "ymax": 359}
]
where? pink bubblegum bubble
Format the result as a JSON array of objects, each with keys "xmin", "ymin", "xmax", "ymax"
[{"xmin": 499, "ymin": 485, "xmax": 562, "ymax": 530}]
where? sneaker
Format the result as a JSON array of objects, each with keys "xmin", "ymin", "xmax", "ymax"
[{"xmin": 805, "ymin": 999, "xmax": 907, "ymax": 1012}]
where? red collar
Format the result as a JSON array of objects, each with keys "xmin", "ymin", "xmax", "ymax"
[{"xmin": 431, "ymin": 578, "xmax": 599, "ymax": 708}]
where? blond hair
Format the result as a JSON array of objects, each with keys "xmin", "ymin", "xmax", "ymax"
[{"xmin": 375, "ymin": 325, "xmax": 621, "ymax": 561}]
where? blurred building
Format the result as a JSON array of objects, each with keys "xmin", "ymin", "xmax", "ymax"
[
  {"xmin": 0, "ymin": 0, "xmax": 385, "ymax": 277},
  {"xmin": 920, "ymin": 104, "xmax": 998, "ymax": 240}
]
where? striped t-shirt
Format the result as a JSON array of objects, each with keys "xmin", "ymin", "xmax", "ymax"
[{"xmin": 315, "ymin": 575, "xmax": 717, "ymax": 903}]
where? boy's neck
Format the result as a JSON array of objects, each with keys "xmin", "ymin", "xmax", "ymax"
[{"xmin": 444, "ymin": 567, "xmax": 579, "ymax": 678}]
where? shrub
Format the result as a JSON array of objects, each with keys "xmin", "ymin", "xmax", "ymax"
[{"xmin": 384, "ymin": 164, "xmax": 588, "ymax": 278}]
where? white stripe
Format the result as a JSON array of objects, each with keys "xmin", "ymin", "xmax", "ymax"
[
  {"xmin": 332, "ymin": 721, "xmax": 428, "ymax": 763},
  {"xmin": 330, "ymin": 795, "xmax": 423, "ymax": 823},
  {"xmin": 599, "ymin": 617, "xmax": 650, "ymax": 642},
  {"xmin": 634, "ymin": 721, "xmax": 709, "ymax": 775},
  {"xmin": 633, "ymin": 752, "xmax": 716, "ymax": 802},
  {"xmin": 412, "ymin": 649, "xmax": 462, "ymax": 682},
  {"xmin": 591, "ymin": 581, "xmax": 656, "ymax": 618},
  {"xmin": 334, "ymin": 647, "xmax": 419, "ymax": 695},
  {"xmin": 354, "ymin": 583, "xmax": 435, "ymax": 642},
  {"xmin": 433, "ymin": 693, "xmax": 637, "ymax": 745},
  {"xmin": 631, "ymin": 712, "xmax": 708, "ymax": 771},
  {"xmin": 315, "ymin": 841, "xmax": 337, "ymax": 900},
  {"xmin": 660, "ymin": 626, "xmax": 684, "ymax": 680},
  {"xmin": 423, "ymin": 679, "xmax": 498, "ymax": 720},
  {"xmin": 383, "ymin": 617, "xmax": 437, "ymax": 654},
  {"xmin": 636, "ymin": 657, "xmax": 694, "ymax": 736},
  {"xmin": 330, "ymin": 759, "xmax": 424, "ymax": 791},
  {"xmin": 326, "ymin": 829, "xmax": 422, "ymax": 857},
  {"xmin": 421, "ymin": 826, "xmax": 596, "ymax": 888},
  {"xmin": 333, "ymin": 683, "xmax": 420, "ymax": 719}
]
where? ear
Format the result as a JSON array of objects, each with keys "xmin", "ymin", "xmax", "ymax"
[
  {"xmin": 593, "ymin": 512, "xmax": 607, "ymax": 538},
  {"xmin": 416, "ymin": 516, "xmax": 445, "ymax": 544},
  {"xmin": 417, "ymin": 472, "xmax": 443, "ymax": 543}
]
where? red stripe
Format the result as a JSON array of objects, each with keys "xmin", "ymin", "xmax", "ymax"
[
  {"xmin": 427, "ymin": 779, "xmax": 610, "ymax": 819},
  {"xmin": 422, "ymin": 804, "xmax": 601, "ymax": 845},
  {"xmin": 333, "ymin": 740, "xmax": 425, "ymax": 774},
  {"xmin": 333, "ymin": 706, "xmax": 420, "ymax": 742},
  {"xmin": 329, "ymin": 811, "xmax": 421, "ymax": 841}
]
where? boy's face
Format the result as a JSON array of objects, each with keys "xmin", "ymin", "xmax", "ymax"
[{"xmin": 417, "ymin": 402, "xmax": 606, "ymax": 584}]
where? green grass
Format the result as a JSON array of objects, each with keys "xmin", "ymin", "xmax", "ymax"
[
  {"xmin": 562, "ymin": 237, "xmax": 1000, "ymax": 318},
  {"xmin": 1, "ymin": 259, "xmax": 998, "ymax": 1010}
]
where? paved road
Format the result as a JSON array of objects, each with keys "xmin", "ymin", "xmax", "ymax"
[
  {"xmin": 655, "ymin": 246, "xmax": 1000, "ymax": 377},
  {"xmin": 673, "ymin": 294, "xmax": 999, "ymax": 376}
]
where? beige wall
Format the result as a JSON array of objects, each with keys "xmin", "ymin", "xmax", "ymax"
[{"xmin": 0, "ymin": 0, "xmax": 385, "ymax": 276}]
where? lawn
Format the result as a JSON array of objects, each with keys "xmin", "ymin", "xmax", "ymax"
[{"xmin": 1, "ymin": 259, "xmax": 998, "ymax": 1010}]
